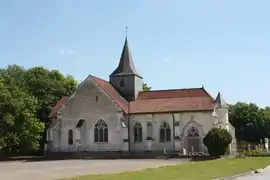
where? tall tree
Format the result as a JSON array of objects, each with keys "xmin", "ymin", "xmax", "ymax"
[
  {"xmin": 23, "ymin": 67, "xmax": 77, "ymax": 151},
  {"xmin": 23, "ymin": 67, "xmax": 77, "ymax": 123},
  {"xmin": 0, "ymin": 65, "xmax": 26, "ymax": 88},
  {"xmin": 0, "ymin": 65, "xmax": 78, "ymax": 155},
  {"xmin": 264, "ymin": 107, "xmax": 270, "ymax": 117},
  {"xmin": 0, "ymin": 75, "xmax": 44, "ymax": 155},
  {"xmin": 229, "ymin": 102, "xmax": 266, "ymax": 142}
]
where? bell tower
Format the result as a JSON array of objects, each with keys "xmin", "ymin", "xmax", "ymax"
[{"xmin": 109, "ymin": 36, "xmax": 143, "ymax": 101}]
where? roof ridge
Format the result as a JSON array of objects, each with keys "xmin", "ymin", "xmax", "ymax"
[
  {"xmin": 89, "ymin": 74, "xmax": 109, "ymax": 82},
  {"xmin": 139, "ymin": 87, "xmax": 204, "ymax": 93},
  {"xmin": 201, "ymin": 87, "xmax": 215, "ymax": 101},
  {"xmin": 135, "ymin": 96, "xmax": 211, "ymax": 101}
]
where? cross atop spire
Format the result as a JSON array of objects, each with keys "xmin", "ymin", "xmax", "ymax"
[
  {"xmin": 125, "ymin": 26, "xmax": 128, "ymax": 37},
  {"xmin": 110, "ymin": 36, "xmax": 142, "ymax": 78}
]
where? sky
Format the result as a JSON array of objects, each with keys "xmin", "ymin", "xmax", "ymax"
[{"xmin": 0, "ymin": 0, "xmax": 269, "ymax": 107}]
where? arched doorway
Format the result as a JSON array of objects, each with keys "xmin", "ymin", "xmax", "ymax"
[{"xmin": 187, "ymin": 126, "xmax": 200, "ymax": 153}]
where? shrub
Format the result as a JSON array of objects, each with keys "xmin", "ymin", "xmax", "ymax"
[
  {"xmin": 203, "ymin": 128, "xmax": 232, "ymax": 157},
  {"xmin": 245, "ymin": 150, "xmax": 270, "ymax": 157},
  {"xmin": 236, "ymin": 152, "xmax": 246, "ymax": 158}
]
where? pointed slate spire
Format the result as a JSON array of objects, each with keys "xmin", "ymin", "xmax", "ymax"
[
  {"xmin": 214, "ymin": 92, "xmax": 229, "ymax": 108},
  {"xmin": 110, "ymin": 37, "xmax": 142, "ymax": 78}
]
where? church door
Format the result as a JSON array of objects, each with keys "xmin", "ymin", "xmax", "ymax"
[{"xmin": 187, "ymin": 126, "xmax": 200, "ymax": 153}]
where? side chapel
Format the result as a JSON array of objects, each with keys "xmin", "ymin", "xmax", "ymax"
[{"xmin": 46, "ymin": 37, "xmax": 236, "ymax": 156}]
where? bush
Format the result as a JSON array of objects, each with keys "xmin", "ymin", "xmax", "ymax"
[
  {"xmin": 236, "ymin": 152, "xmax": 246, "ymax": 158},
  {"xmin": 245, "ymin": 150, "xmax": 270, "ymax": 157},
  {"xmin": 203, "ymin": 128, "xmax": 232, "ymax": 157}
]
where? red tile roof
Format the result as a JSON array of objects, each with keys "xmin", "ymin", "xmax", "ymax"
[
  {"xmin": 137, "ymin": 88, "xmax": 214, "ymax": 100},
  {"xmin": 48, "ymin": 96, "xmax": 68, "ymax": 118},
  {"xmin": 91, "ymin": 76, "xmax": 129, "ymax": 113},
  {"xmin": 131, "ymin": 89, "xmax": 215, "ymax": 113},
  {"xmin": 50, "ymin": 76, "xmax": 216, "ymax": 118},
  {"xmin": 130, "ymin": 96, "xmax": 215, "ymax": 114}
]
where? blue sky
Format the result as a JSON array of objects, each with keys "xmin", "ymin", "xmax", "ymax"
[{"xmin": 0, "ymin": 0, "xmax": 269, "ymax": 107}]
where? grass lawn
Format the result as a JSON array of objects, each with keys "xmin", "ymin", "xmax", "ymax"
[{"xmin": 62, "ymin": 157, "xmax": 270, "ymax": 180}]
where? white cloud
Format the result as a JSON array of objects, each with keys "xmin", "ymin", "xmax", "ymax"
[
  {"xmin": 67, "ymin": 50, "xmax": 76, "ymax": 55},
  {"xmin": 58, "ymin": 49, "xmax": 65, "ymax": 55},
  {"xmin": 163, "ymin": 56, "xmax": 173, "ymax": 63},
  {"xmin": 58, "ymin": 49, "xmax": 76, "ymax": 55}
]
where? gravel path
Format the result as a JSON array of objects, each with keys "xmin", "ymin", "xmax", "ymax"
[{"xmin": 0, "ymin": 159, "xmax": 187, "ymax": 180}]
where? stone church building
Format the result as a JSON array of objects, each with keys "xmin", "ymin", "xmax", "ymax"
[{"xmin": 46, "ymin": 37, "xmax": 236, "ymax": 156}]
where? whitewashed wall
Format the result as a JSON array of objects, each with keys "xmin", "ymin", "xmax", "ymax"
[
  {"xmin": 129, "ymin": 111, "xmax": 219, "ymax": 152},
  {"xmin": 47, "ymin": 76, "xmax": 129, "ymax": 152},
  {"xmin": 47, "ymin": 107, "xmax": 230, "ymax": 153},
  {"xmin": 59, "ymin": 114, "xmax": 124, "ymax": 152}
]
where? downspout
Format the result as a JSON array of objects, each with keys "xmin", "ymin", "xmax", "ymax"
[
  {"xmin": 128, "ymin": 103, "xmax": 131, "ymax": 154},
  {"xmin": 172, "ymin": 113, "xmax": 175, "ymax": 152}
]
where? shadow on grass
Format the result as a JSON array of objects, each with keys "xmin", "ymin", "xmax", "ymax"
[{"xmin": 189, "ymin": 156, "xmax": 217, "ymax": 162}]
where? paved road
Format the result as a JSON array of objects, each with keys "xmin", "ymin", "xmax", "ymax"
[{"xmin": 0, "ymin": 159, "xmax": 187, "ymax": 180}]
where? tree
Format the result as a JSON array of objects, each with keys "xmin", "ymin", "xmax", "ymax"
[
  {"xmin": 203, "ymin": 128, "xmax": 232, "ymax": 157},
  {"xmin": 23, "ymin": 67, "xmax": 77, "ymax": 123},
  {"xmin": 264, "ymin": 107, "xmax": 270, "ymax": 117},
  {"xmin": 229, "ymin": 102, "xmax": 266, "ymax": 142},
  {"xmin": 0, "ymin": 65, "xmax": 78, "ymax": 155},
  {"xmin": 0, "ymin": 65, "xmax": 26, "ymax": 89},
  {"xmin": 0, "ymin": 77, "xmax": 44, "ymax": 155},
  {"xmin": 143, "ymin": 83, "xmax": 151, "ymax": 91},
  {"xmin": 22, "ymin": 67, "xmax": 77, "ymax": 151}
]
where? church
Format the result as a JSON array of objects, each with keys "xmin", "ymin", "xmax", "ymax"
[{"xmin": 45, "ymin": 37, "xmax": 236, "ymax": 157}]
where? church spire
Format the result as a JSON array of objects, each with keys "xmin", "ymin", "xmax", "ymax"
[
  {"xmin": 110, "ymin": 35, "xmax": 142, "ymax": 78},
  {"xmin": 125, "ymin": 26, "xmax": 128, "ymax": 38},
  {"xmin": 214, "ymin": 92, "xmax": 229, "ymax": 108}
]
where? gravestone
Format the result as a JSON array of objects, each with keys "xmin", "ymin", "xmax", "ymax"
[{"xmin": 265, "ymin": 138, "xmax": 269, "ymax": 152}]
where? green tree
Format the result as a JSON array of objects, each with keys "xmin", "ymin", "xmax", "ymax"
[
  {"xmin": 229, "ymin": 102, "xmax": 266, "ymax": 142},
  {"xmin": 23, "ymin": 67, "xmax": 77, "ymax": 122},
  {"xmin": 203, "ymin": 128, "xmax": 232, "ymax": 157},
  {"xmin": 22, "ymin": 67, "xmax": 77, "ymax": 151},
  {"xmin": 0, "ymin": 77, "xmax": 44, "ymax": 155},
  {"xmin": 264, "ymin": 107, "xmax": 270, "ymax": 117},
  {"xmin": 0, "ymin": 65, "xmax": 77, "ymax": 155},
  {"xmin": 0, "ymin": 65, "xmax": 26, "ymax": 88},
  {"xmin": 143, "ymin": 83, "xmax": 151, "ymax": 91}
]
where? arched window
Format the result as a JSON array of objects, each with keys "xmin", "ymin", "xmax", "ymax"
[
  {"xmin": 134, "ymin": 123, "xmax": 142, "ymax": 143},
  {"xmin": 187, "ymin": 126, "xmax": 199, "ymax": 137},
  {"xmin": 160, "ymin": 122, "xmax": 171, "ymax": 142},
  {"xmin": 94, "ymin": 120, "xmax": 108, "ymax": 143},
  {"xmin": 68, "ymin": 129, "xmax": 73, "ymax": 145}
]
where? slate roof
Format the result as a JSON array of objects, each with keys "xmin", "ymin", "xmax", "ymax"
[
  {"xmin": 110, "ymin": 38, "xmax": 142, "ymax": 78},
  {"xmin": 50, "ymin": 76, "xmax": 216, "ymax": 117},
  {"xmin": 214, "ymin": 92, "xmax": 229, "ymax": 108}
]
